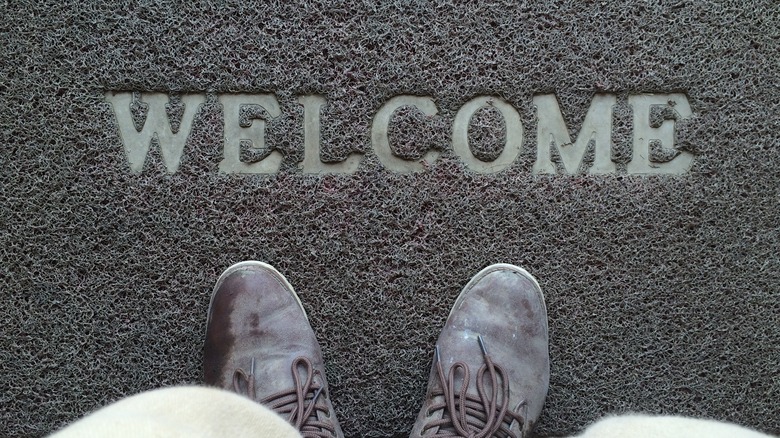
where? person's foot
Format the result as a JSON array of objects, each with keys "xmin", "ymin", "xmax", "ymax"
[
  {"xmin": 410, "ymin": 264, "xmax": 550, "ymax": 438},
  {"xmin": 204, "ymin": 261, "xmax": 344, "ymax": 437}
]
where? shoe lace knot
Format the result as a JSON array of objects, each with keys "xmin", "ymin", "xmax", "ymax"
[
  {"xmin": 233, "ymin": 356, "xmax": 337, "ymax": 438},
  {"xmin": 422, "ymin": 335, "xmax": 527, "ymax": 438}
]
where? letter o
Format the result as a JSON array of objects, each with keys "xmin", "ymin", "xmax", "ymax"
[{"xmin": 452, "ymin": 96, "xmax": 523, "ymax": 173}]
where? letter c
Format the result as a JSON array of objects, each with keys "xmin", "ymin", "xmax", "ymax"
[{"xmin": 371, "ymin": 95, "xmax": 439, "ymax": 173}]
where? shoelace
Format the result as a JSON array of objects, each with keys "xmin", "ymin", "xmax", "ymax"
[
  {"xmin": 233, "ymin": 356, "xmax": 337, "ymax": 438},
  {"xmin": 422, "ymin": 335, "xmax": 527, "ymax": 438}
]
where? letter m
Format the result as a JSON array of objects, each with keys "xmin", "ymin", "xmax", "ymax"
[
  {"xmin": 533, "ymin": 94, "xmax": 617, "ymax": 174},
  {"xmin": 104, "ymin": 92, "xmax": 204, "ymax": 173}
]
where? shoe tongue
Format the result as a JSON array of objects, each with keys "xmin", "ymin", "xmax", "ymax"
[
  {"xmin": 248, "ymin": 348, "xmax": 322, "ymax": 396},
  {"xmin": 438, "ymin": 329, "xmax": 488, "ymax": 382}
]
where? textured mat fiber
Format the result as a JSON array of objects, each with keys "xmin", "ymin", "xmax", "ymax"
[{"xmin": 1, "ymin": 1, "xmax": 779, "ymax": 437}]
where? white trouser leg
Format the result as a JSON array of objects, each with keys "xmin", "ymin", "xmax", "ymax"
[
  {"xmin": 570, "ymin": 414, "xmax": 775, "ymax": 438},
  {"xmin": 49, "ymin": 386, "xmax": 301, "ymax": 438}
]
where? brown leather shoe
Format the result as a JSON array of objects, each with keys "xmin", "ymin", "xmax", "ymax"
[
  {"xmin": 204, "ymin": 261, "xmax": 344, "ymax": 437},
  {"xmin": 410, "ymin": 264, "xmax": 550, "ymax": 438}
]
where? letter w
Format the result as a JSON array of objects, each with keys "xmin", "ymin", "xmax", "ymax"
[{"xmin": 104, "ymin": 92, "xmax": 204, "ymax": 173}]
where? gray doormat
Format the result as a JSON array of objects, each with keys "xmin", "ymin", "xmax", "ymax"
[{"xmin": 1, "ymin": 1, "xmax": 778, "ymax": 437}]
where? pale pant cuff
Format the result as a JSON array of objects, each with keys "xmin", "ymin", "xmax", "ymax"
[{"xmin": 48, "ymin": 386, "xmax": 302, "ymax": 438}]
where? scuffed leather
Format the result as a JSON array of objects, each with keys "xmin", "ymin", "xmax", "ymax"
[{"xmin": 410, "ymin": 265, "xmax": 550, "ymax": 438}]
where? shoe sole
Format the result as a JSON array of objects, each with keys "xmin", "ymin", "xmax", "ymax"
[
  {"xmin": 448, "ymin": 263, "xmax": 547, "ymax": 331},
  {"xmin": 207, "ymin": 261, "xmax": 309, "ymax": 327}
]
